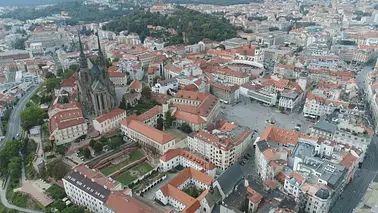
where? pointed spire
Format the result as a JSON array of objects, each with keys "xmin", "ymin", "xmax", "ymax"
[
  {"xmin": 78, "ymin": 31, "xmax": 88, "ymax": 69},
  {"xmin": 78, "ymin": 31, "xmax": 84, "ymax": 53},
  {"xmin": 96, "ymin": 31, "xmax": 102, "ymax": 54}
]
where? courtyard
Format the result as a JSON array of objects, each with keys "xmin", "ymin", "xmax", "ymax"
[
  {"xmin": 220, "ymin": 99, "xmax": 314, "ymax": 135},
  {"xmin": 115, "ymin": 162, "xmax": 153, "ymax": 185},
  {"xmin": 100, "ymin": 150, "xmax": 144, "ymax": 176}
]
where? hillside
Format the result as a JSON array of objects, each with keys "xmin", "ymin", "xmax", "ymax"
[
  {"xmin": 163, "ymin": 0, "xmax": 263, "ymax": 6},
  {"xmin": 0, "ymin": 1, "xmax": 133, "ymax": 25},
  {"xmin": 104, "ymin": 7, "xmax": 237, "ymax": 45}
]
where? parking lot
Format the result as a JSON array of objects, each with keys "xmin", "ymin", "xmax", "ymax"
[{"xmin": 219, "ymin": 98, "xmax": 314, "ymax": 134}]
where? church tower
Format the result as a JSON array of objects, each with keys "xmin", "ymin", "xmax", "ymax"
[{"xmin": 77, "ymin": 33, "xmax": 94, "ymax": 114}]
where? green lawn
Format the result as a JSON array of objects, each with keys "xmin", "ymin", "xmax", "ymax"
[
  {"xmin": 101, "ymin": 150, "xmax": 144, "ymax": 176},
  {"xmin": 115, "ymin": 162, "xmax": 153, "ymax": 185}
]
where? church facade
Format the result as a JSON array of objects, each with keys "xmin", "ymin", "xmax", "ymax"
[{"xmin": 77, "ymin": 33, "xmax": 117, "ymax": 116}]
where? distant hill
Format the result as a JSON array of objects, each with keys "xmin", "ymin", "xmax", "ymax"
[
  {"xmin": 0, "ymin": 0, "xmax": 69, "ymax": 6},
  {"xmin": 163, "ymin": 0, "xmax": 263, "ymax": 6}
]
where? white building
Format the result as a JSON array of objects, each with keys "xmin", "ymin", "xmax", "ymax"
[
  {"xmin": 108, "ymin": 72, "xmax": 127, "ymax": 87},
  {"xmin": 159, "ymin": 148, "xmax": 216, "ymax": 177},
  {"xmin": 155, "ymin": 167, "xmax": 214, "ymax": 212},
  {"xmin": 151, "ymin": 78, "xmax": 179, "ymax": 94},
  {"xmin": 303, "ymin": 90, "xmax": 348, "ymax": 119},
  {"xmin": 63, "ymin": 164, "xmax": 160, "ymax": 213},
  {"xmin": 120, "ymin": 115, "xmax": 175, "ymax": 155},
  {"xmin": 93, "ymin": 108, "xmax": 127, "ymax": 135},
  {"xmin": 49, "ymin": 107, "xmax": 88, "ymax": 145},
  {"xmin": 187, "ymin": 121, "xmax": 252, "ymax": 170}
]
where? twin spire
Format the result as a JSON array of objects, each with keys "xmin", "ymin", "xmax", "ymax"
[{"xmin": 78, "ymin": 30, "xmax": 104, "ymax": 69}]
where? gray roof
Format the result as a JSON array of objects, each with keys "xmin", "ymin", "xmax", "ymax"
[
  {"xmin": 216, "ymin": 164, "xmax": 243, "ymax": 195},
  {"xmin": 315, "ymin": 188, "xmax": 330, "ymax": 199},
  {"xmin": 64, "ymin": 171, "xmax": 110, "ymax": 202},
  {"xmin": 256, "ymin": 140, "xmax": 269, "ymax": 152},
  {"xmin": 205, "ymin": 186, "xmax": 222, "ymax": 207},
  {"xmin": 313, "ymin": 117, "xmax": 337, "ymax": 133}
]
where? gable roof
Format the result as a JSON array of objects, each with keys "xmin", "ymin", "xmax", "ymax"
[
  {"xmin": 95, "ymin": 108, "xmax": 126, "ymax": 123},
  {"xmin": 260, "ymin": 126, "xmax": 299, "ymax": 146},
  {"xmin": 127, "ymin": 120, "xmax": 175, "ymax": 144},
  {"xmin": 216, "ymin": 163, "xmax": 243, "ymax": 195}
]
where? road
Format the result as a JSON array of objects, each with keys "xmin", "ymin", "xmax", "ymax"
[
  {"xmin": 1, "ymin": 85, "xmax": 40, "ymax": 146},
  {"xmin": 0, "ymin": 84, "xmax": 44, "ymax": 213},
  {"xmin": 330, "ymin": 65, "xmax": 378, "ymax": 213}
]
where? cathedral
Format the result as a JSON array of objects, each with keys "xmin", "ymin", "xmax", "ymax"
[{"xmin": 77, "ymin": 33, "xmax": 117, "ymax": 116}]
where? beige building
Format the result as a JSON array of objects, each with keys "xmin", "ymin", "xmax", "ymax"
[
  {"xmin": 93, "ymin": 108, "xmax": 127, "ymax": 135},
  {"xmin": 49, "ymin": 107, "xmax": 88, "ymax": 145},
  {"xmin": 108, "ymin": 71, "xmax": 127, "ymax": 87},
  {"xmin": 120, "ymin": 115, "xmax": 175, "ymax": 155},
  {"xmin": 187, "ymin": 120, "xmax": 252, "ymax": 170}
]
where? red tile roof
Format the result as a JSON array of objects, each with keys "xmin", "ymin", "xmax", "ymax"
[
  {"xmin": 95, "ymin": 108, "xmax": 126, "ymax": 123},
  {"xmin": 108, "ymin": 72, "xmax": 125, "ymax": 77},
  {"xmin": 129, "ymin": 80, "xmax": 142, "ymax": 89},
  {"xmin": 105, "ymin": 191, "xmax": 160, "ymax": 213},
  {"xmin": 137, "ymin": 105, "xmax": 162, "ymax": 122},
  {"xmin": 246, "ymin": 186, "xmax": 263, "ymax": 204},
  {"xmin": 126, "ymin": 119, "xmax": 175, "ymax": 144},
  {"xmin": 260, "ymin": 126, "xmax": 299, "ymax": 146},
  {"xmin": 160, "ymin": 148, "xmax": 216, "ymax": 170},
  {"xmin": 340, "ymin": 153, "xmax": 358, "ymax": 169}
]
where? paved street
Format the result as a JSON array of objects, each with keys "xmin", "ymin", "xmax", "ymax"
[
  {"xmin": 331, "ymin": 65, "xmax": 377, "ymax": 213},
  {"xmin": 0, "ymin": 84, "xmax": 44, "ymax": 213},
  {"xmin": 330, "ymin": 135, "xmax": 378, "ymax": 213},
  {"xmin": 2, "ymin": 85, "xmax": 41, "ymax": 146}
]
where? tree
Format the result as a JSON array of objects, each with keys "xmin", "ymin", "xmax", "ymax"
[
  {"xmin": 164, "ymin": 111, "xmax": 176, "ymax": 129},
  {"xmin": 93, "ymin": 142, "xmax": 103, "ymax": 153},
  {"xmin": 56, "ymin": 68, "xmax": 63, "ymax": 77},
  {"xmin": 44, "ymin": 78, "xmax": 61, "ymax": 93},
  {"xmin": 89, "ymin": 139, "xmax": 97, "ymax": 148},
  {"xmin": 268, "ymin": 27, "xmax": 279, "ymax": 31},
  {"xmin": 119, "ymin": 96, "xmax": 127, "ymax": 110},
  {"xmin": 178, "ymin": 123, "xmax": 193, "ymax": 133},
  {"xmin": 83, "ymin": 148, "xmax": 91, "ymax": 159},
  {"xmin": 45, "ymin": 72, "xmax": 56, "ymax": 79},
  {"xmin": 0, "ymin": 140, "xmax": 22, "ymax": 174},
  {"xmin": 20, "ymin": 106, "xmax": 47, "ymax": 131},
  {"xmin": 142, "ymin": 86, "xmax": 152, "ymax": 100},
  {"xmin": 8, "ymin": 157, "xmax": 21, "ymax": 179},
  {"xmin": 60, "ymin": 205, "xmax": 85, "ymax": 213},
  {"xmin": 156, "ymin": 117, "xmax": 164, "ymax": 130},
  {"xmin": 46, "ymin": 159, "xmax": 70, "ymax": 180},
  {"xmin": 47, "ymin": 185, "xmax": 66, "ymax": 200},
  {"xmin": 108, "ymin": 135, "xmax": 123, "ymax": 150}
]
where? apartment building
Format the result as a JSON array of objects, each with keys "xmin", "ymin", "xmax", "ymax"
[
  {"xmin": 93, "ymin": 108, "xmax": 127, "ymax": 135},
  {"xmin": 303, "ymin": 89, "xmax": 349, "ymax": 119},
  {"xmin": 120, "ymin": 115, "xmax": 175, "ymax": 155},
  {"xmin": 160, "ymin": 148, "xmax": 216, "ymax": 177},
  {"xmin": 213, "ymin": 67, "xmax": 249, "ymax": 85},
  {"xmin": 310, "ymin": 110, "xmax": 373, "ymax": 153},
  {"xmin": 210, "ymin": 82, "xmax": 240, "ymax": 104},
  {"xmin": 63, "ymin": 164, "xmax": 160, "ymax": 213},
  {"xmin": 187, "ymin": 120, "xmax": 253, "ymax": 170}
]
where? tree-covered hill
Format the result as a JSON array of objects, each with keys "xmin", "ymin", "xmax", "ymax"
[
  {"xmin": 0, "ymin": 1, "xmax": 133, "ymax": 25},
  {"xmin": 103, "ymin": 7, "xmax": 237, "ymax": 45},
  {"xmin": 163, "ymin": 0, "xmax": 263, "ymax": 6}
]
